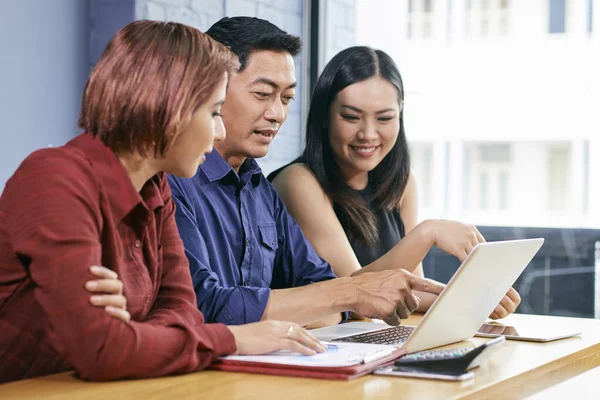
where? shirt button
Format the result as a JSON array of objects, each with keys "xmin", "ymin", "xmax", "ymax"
[
  {"xmin": 134, "ymin": 240, "xmax": 141, "ymax": 248},
  {"xmin": 246, "ymin": 239, "xmax": 251, "ymax": 246}
]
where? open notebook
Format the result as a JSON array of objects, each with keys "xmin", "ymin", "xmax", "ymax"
[{"xmin": 210, "ymin": 341, "xmax": 405, "ymax": 380}]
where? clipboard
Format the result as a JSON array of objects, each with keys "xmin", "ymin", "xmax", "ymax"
[{"xmin": 210, "ymin": 342, "xmax": 406, "ymax": 380}]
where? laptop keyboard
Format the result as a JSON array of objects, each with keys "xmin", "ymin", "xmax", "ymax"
[{"xmin": 331, "ymin": 325, "xmax": 415, "ymax": 345}]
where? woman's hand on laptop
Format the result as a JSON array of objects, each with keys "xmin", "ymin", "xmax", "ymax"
[
  {"xmin": 228, "ymin": 321, "xmax": 327, "ymax": 356},
  {"xmin": 489, "ymin": 287, "xmax": 521, "ymax": 319},
  {"xmin": 423, "ymin": 219, "xmax": 486, "ymax": 261},
  {"xmin": 85, "ymin": 265, "xmax": 130, "ymax": 323}
]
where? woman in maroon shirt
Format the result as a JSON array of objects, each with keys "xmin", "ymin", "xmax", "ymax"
[{"xmin": 0, "ymin": 20, "xmax": 324, "ymax": 383}]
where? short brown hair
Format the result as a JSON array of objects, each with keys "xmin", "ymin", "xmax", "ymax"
[{"xmin": 79, "ymin": 20, "xmax": 238, "ymax": 157}]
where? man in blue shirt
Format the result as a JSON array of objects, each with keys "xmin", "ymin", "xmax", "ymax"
[{"xmin": 168, "ymin": 17, "xmax": 445, "ymax": 327}]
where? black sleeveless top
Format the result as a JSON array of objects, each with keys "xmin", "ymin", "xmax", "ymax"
[
  {"xmin": 336, "ymin": 186, "xmax": 405, "ymax": 267},
  {"xmin": 268, "ymin": 164, "xmax": 405, "ymax": 268}
]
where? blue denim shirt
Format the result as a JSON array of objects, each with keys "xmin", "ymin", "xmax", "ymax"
[{"xmin": 168, "ymin": 150, "xmax": 339, "ymax": 325}]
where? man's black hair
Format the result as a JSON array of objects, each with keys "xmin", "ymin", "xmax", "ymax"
[{"xmin": 206, "ymin": 16, "xmax": 301, "ymax": 70}]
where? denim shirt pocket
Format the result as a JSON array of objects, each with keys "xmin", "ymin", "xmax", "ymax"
[{"xmin": 258, "ymin": 223, "xmax": 279, "ymax": 285}]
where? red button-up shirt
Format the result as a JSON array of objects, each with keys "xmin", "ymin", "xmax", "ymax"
[{"xmin": 0, "ymin": 133, "xmax": 236, "ymax": 383}]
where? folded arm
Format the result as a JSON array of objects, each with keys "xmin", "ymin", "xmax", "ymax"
[{"xmin": 6, "ymin": 154, "xmax": 235, "ymax": 381}]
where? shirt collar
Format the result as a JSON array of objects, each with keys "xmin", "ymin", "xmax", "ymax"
[
  {"xmin": 67, "ymin": 133, "xmax": 164, "ymax": 222},
  {"xmin": 201, "ymin": 150, "xmax": 263, "ymax": 187}
]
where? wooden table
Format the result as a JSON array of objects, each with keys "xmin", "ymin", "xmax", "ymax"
[
  {"xmin": 2, "ymin": 313, "xmax": 600, "ymax": 400},
  {"xmin": 524, "ymin": 365, "xmax": 600, "ymax": 399}
]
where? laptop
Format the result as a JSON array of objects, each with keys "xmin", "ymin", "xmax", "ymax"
[{"xmin": 311, "ymin": 238, "xmax": 556, "ymax": 354}]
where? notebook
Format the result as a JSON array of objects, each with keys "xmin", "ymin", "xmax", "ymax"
[{"xmin": 210, "ymin": 341, "xmax": 405, "ymax": 380}]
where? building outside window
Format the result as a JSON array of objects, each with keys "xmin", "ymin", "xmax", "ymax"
[
  {"xmin": 549, "ymin": 0, "xmax": 567, "ymax": 33},
  {"xmin": 320, "ymin": 0, "xmax": 600, "ymax": 318},
  {"xmin": 547, "ymin": 144, "xmax": 571, "ymax": 212},
  {"xmin": 464, "ymin": 143, "xmax": 512, "ymax": 213},
  {"xmin": 409, "ymin": 142, "xmax": 434, "ymax": 209},
  {"xmin": 407, "ymin": 0, "xmax": 435, "ymax": 40},
  {"xmin": 466, "ymin": 0, "xmax": 511, "ymax": 38}
]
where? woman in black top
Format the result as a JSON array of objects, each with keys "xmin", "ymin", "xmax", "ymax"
[{"xmin": 269, "ymin": 46, "xmax": 519, "ymax": 318}]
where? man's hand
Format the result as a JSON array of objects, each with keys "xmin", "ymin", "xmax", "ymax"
[
  {"xmin": 350, "ymin": 270, "xmax": 446, "ymax": 326},
  {"xmin": 85, "ymin": 265, "xmax": 130, "ymax": 323},
  {"xmin": 489, "ymin": 287, "xmax": 521, "ymax": 320}
]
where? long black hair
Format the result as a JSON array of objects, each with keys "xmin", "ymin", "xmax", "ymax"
[{"xmin": 303, "ymin": 46, "xmax": 410, "ymax": 245}]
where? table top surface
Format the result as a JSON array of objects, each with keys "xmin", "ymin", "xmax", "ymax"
[
  {"xmin": 524, "ymin": 365, "xmax": 600, "ymax": 399},
  {"xmin": 3, "ymin": 313, "xmax": 600, "ymax": 400}
]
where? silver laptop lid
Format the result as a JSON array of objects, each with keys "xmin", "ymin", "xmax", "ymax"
[{"xmin": 402, "ymin": 238, "xmax": 544, "ymax": 353}]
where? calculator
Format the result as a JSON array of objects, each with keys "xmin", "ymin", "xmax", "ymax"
[{"xmin": 394, "ymin": 336, "xmax": 506, "ymax": 371}]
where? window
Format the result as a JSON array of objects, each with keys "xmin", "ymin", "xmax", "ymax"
[
  {"xmin": 498, "ymin": 171, "xmax": 509, "ymax": 210},
  {"xmin": 549, "ymin": 0, "xmax": 567, "ymax": 33},
  {"xmin": 481, "ymin": 18, "xmax": 489, "ymax": 36},
  {"xmin": 547, "ymin": 145, "xmax": 571, "ymax": 211},
  {"xmin": 466, "ymin": 143, "xmax": 512, "ymax": 213},
  {"xmin": 588, "ymin": 0, "xmax": 594, "ymax": 34},
  {"xmin": 466, "ymin": 0, "xmax": 510, "ymax": 37},
  {"xmin": 337, "ymin": 0, "xmax": 600, "ymax": 318},
  {"xmin": 410, "ymin": 143, "xmax": 434, "ymax": 209},
  {"xmin": 423, "ymin": 20, "xmax": 432, "ymax": 38},
  {"xmin": 479, "ymin": 143, "xmax": 511, "ymax": 163},
  {"xmin": 479, "ymin": 172, "xmax": 489, "ymax": 209},
  {"xmin": 353, "ymin": 0, "xmax": 597, "ymax": 226},
  {"xmin": 423, "ymin": 0, "xmax": 433, "ymax": 13},
  {"xmin": 499, "ymin": 15, "xmax": 508, "ymax": 35},
  {"xmin": 406, "ymin": 0, "xmax": 435, "ymax": 40}
]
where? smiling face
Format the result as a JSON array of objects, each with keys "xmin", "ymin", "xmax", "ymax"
[
  {"xmin": 327, "ymin": 76, "xmax": 402, "ymax": 189},
  {"xmin": 162, "ymin": 73, "xmax": 228, "ymax": 178},
  {"xmin": 215, "ymin": 50, "xmax": 296, "ymax": 170}
]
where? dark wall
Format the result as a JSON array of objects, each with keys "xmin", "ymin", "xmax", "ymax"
[{"xmin": 422, "ymin": 226, "xmax": 600, "ymax": 318}]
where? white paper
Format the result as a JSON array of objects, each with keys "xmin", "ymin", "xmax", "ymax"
[{"xmin": 220, "ymin": 342, "xmax": 397, "ymax": 367}]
